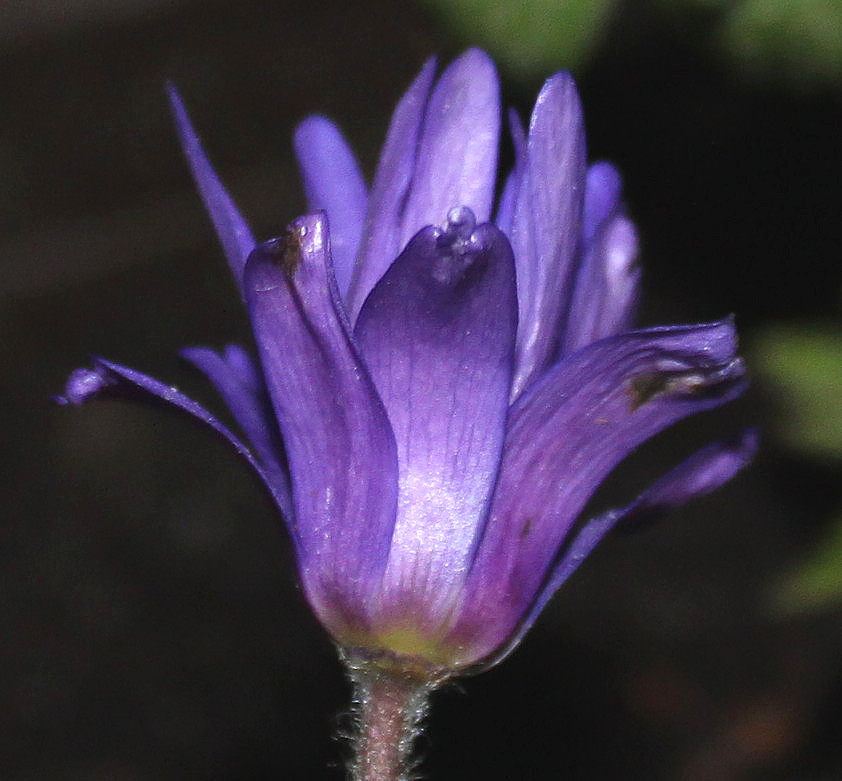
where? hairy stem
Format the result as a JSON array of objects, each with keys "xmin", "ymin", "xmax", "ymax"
[{"xmin": 345, "ymin": 653, "xmax": 447, "ymax": 781}]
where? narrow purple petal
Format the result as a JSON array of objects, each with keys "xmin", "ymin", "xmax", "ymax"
[
  {"xmin": 510, "ymin": 72, "xmax": 587, "ymax": 399},
  {"xmin": 221, "ymin": 343, "xmax": 263, "ymax": 394},
  {"xmin": 582, "ymin": 161, "xmax": 623, "ymax": 244},
  {"xmin": 293, "ymin": 116, "xmax": 368, "ymax": 298},
  {"xmin": 495, "ymin": 109, "xmax": 527, "ymax": 237},
  {"xmin": 243, "ymin": 212, "xmax": 398, "ymax": 634},
  {"xmin": 347, "ymin": 58, "xmax": 437, "ymax": 321},
  {"xmin": 167, "ymin": 85, "xmax": 255, "ymax": 290},
  {"xmin": 563, "ymin": 215, "xmax": 641, "ymax": 355},
  {"xmin": 483, "ymin": 428, "xmax": 758, "ymax": 668},
  {"xmin": 399, "ymin": 49, "xmax": 500, "ymax": 254},
  {"xmin": 58, "ymin": 358, "xmax": 290, "ymax": 514},
  {"xmin": 617, "ymin": 427, "xmax": 759, "ymax": 528},
  {"xmin": 451, "ymin": 320, "xmax": 747, "ymax": 661},
  {"xmin": 564, "ymin": 161, "xmax": 639, "ymax": 354},
  {"xmin": 180, "ymin": 344, "xmax": 292, "ymax": 519},
  {"xmin": 354, "ymin": 213, "xmax": 517, "ymax": 627}
]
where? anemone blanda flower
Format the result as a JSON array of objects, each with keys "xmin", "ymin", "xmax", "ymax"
[{"xmin": 61, "ymin": 49, "xmax": 754, "ymax": 674}]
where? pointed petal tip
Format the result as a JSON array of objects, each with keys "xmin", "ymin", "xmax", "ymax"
[
  {"xmin": 455, "ymin": 46, "xmax": 496, "ymax": 72},
  {"xmin": 620, "ymin": 427, "xmax": 759, "ymax": 531},
  {"xmin": 438, "ymin": 47, "xmax": 500, "ymax": 105},
  {"xmin": 639, "ymin": 316, "xmax": 741, "ymax": 360},
  {"xmin": 166, "ymin": 81, "xmax": 196, "ymax": 141},
  {"xmin": 244, "ymin": 213, "xmax": 331, "ymax": 296},
  {"xmin": 545, "ymin": 68, "xmax": 576, "ymax": 86},
  {"xmin": 675, "ymin": 427, "xmax": 759, "ymax": 496},
  {"xmin": 293, "ymin": 113, "xmax": 331, "ymax": 137},
  {"xmin": 528, "ymin": 69, "xmax": 584, "ymax": 145},
  {"xmin": 535, "ymin": 69, "xmax": 580, "ymax": 105},
  {"xmin": 56, "ymin": 363, "xmax": 113, "ymax": 406},
  {"xmin": 589, "ymin": 159, "xmax": 623, "ymax": 184},
  {"xmin": 584, "ymin": 161, "xmax": 624, "ymax": 235},
  {"xmin": 165, "ymin": 80, "xmax": 182, "ymax": 108},
  {"xmin": 292, "ymin": 114, "xmax": 349, "ymax": 162},
  {"xmin": 165, "ymin": 82, "xmax": 256, "ymax": 287}
]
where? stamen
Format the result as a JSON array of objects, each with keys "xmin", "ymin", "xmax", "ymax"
[
  {"xmin": 443, "ymin": 206, "xmax": 476, "ymax": 242},
  {"xmin": 431, "ymin": 207, "xmax": 482, "ymax": 284}
]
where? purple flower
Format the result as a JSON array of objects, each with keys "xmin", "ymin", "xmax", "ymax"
[{"xmin": 61, "ymin": 50, "xmax": 754, "ymax": 672}]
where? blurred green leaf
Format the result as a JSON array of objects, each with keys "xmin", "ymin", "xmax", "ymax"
[
  {"xmin": 721, "ymin": 0, "xmax": 842, "ymax": 85},
  {"xmin": 773, "ymin": 512, "xmax": 842, "ymax": 615},
  {"xmin": 757, "ymin": 323, "xmax": 842, "ymax": 617},
  {"xmin": 752, "ymin": 326, "xmax": 842, "ymax": 458},
  {"xmin": 418, "ymin": 0, "xmax": 618, "ymax": 77}
]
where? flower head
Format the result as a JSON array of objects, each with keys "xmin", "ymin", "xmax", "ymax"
[{"xmin": 61, "ymin": 50, "xmax": 754, "ymax": 673}]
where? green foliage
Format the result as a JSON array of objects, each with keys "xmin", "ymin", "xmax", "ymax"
[
  {"xmin": 774, "ymin": 512, "xmax": 842, "ymax": 614},
  {"xmin": 753, "ymin": 323, "xmax": 842, "ymax": 614},
  {"xmin": 752, "ymin": 326, "xmax": 842, "ymax": 458},
  {"xmin": 421, "ymin": 0, "xmax": 842, "ymax": 87},
  {"xmin": 418, "ymin": 0, "xmax": 618, "ymax": 77},
  {"xmin": 720, "ymin": 0, "xmax": 842, "ymax": 86}
]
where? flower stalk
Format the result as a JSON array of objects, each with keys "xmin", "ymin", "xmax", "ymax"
[{"xmin": 345, "ymin": 653, "xmax": 448, "ymax": 781}]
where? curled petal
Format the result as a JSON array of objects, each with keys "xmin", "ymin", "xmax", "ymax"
[
  {"xmin": 451, "ymin": 320, "xmax": 747, "ymax": 661},
  {"xmin": 167, "ymin": 85, "xmax": 255, "ymax": 290},
  {"xmin": 510, "ymin": 72, "xmax": 587, "ymax": 398},
  {"xmin": 617, "ymin": 427, "xmax": 759, "ymax": 529},
  {"xmin": 399, "ymin": 49, "xmax": 500, "ymax": 250},
  {"xmin": 181, "ymin": 344, "xmax": 291, "ymax": 519},
  {"xmin": 57, "ymin": 358, "xmax": 290, "ymax": 514},
  {"xmin": 293, "ymin": 116, "xmax": 368, "ymax": 298},
  {"xmin": 244, "ymin": 212, "xmax": 399, "ymax": 634},
  {"xmin": 482, "ymin": 428, "xmax": 758, "ymax": 668},
  {"xmin": 355, "ymin": 214, "xmax": 518, "ymax": 628}
]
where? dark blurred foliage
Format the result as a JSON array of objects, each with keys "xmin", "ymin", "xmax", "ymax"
[
  {"xmin": 420, "ymin": 0, "xmax": 842, "ymax": 87},
  {"xmin": 2, "ymin": 1, "xmax": 841, "ymax": 779}
]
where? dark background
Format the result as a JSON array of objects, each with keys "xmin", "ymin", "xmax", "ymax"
[{"xmin": 4, "ymin": 1, "xmax": 841, "ymax": 779}]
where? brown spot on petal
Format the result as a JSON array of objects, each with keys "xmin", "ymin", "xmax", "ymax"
[
  {"xmin": 627, "ymin": 370, "xmax": 710, "ymax": 411},
  {"xmin": 271, "ymin": 224, "xmax": 307, "ymax": 277},
  {"xmin": 519, "ymin": 517, "xmax": 535, "ymax": 539}
]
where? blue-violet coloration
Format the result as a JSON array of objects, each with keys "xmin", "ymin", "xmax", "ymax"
[{"xmin": 61, "ymin": 50, "xmax": 755, "ymax": 672}]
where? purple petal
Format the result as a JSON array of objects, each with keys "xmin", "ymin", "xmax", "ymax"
[
  {"xmin": 346, "ymin": 58, "xmax": 437, "ymax": 321},
  {"xmin": 354, "ymin": 213, "xmax": 517, "ymax": 628},
  {"xmin": 617, "ymin": 427, "xmax": 759, "ymax": 528},
  {"xmin": 582, "ymin": 161, "xmax": 623, "ymax": 244},
  {"xmin": 57, "ymin": 358, "xmax": 290, "ymax": 513},
  {"xmin": 243, "ymin": 212, "xmax": 398, "ymax": 634},
  {"xmin": 399, "ymin": 49, "xmax": 500, "ymax": 253},
  {"xmin": 495, "ymin": 108, "xmax": 527, "ymax": 238},
  {"xmin": 564, "ymin": 162, "xmax": 638, "ymax": 354},
  {"xmin": 180, "ymin": 344, "xmax": 292, "ymax": 519},
  {"xmin": 293, "ymin": 116, "xmax": 368, "ymax": 298},
  {"xmin": 510, "ymin": 72, "xmax": 587, "ymax": 399},
  {"xmin": 167, "ymin": 85, "xmax": 255, "ymax": 290},
  {"xmin": 485, "ymin": 428, "xmax": 758, "ymax": 667},
  {"xmin": 563, "ymin": 215, "xmax": 641, "ymax": 354},
  {"xmin": 451, "ymin": 320, "xmax": 747, "ymax": 661},
  {"xmin": 221, "ymin": 343, "xmax": 263, "ymax": 393}
]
